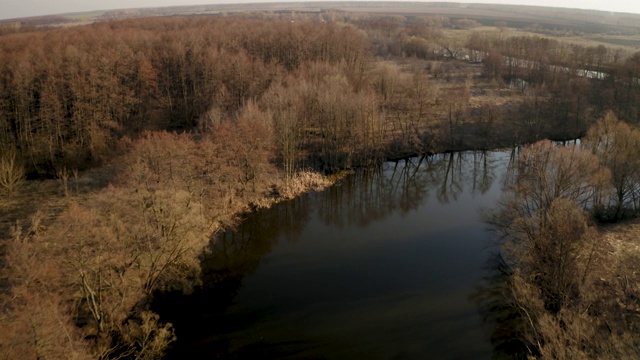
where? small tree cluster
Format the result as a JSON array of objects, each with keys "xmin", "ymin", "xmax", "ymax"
[
  {"xmin": 584, "ymin": 111, "xmax": 640, "ymax": 220},
  {"xmin": 0, "ymin": 149, "xmax": 24, "ymax": 193}
]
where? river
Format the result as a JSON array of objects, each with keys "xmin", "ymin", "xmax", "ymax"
[{"xmin": 153, "ymin": 150, "xmax": 516, "ymax": 359}]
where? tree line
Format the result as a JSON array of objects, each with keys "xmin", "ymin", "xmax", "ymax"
[
  {"xmin": 469, "ymin": 33, "xmax": 640, "ymax": 124},
  {"xmin": 5, "ymin": 14, "xmax": 638, "ymax": 182},
  {"xmin": 338, "ymin": 14, "xmax": 640, "ymax": 145},
  {"xmin": 0, "ymin": 17, "xmax": 369, "ymax": 177}
]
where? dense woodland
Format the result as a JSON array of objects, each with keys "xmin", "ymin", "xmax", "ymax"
[
  {"xmin": 2, "ymin": 15, "xmax": 640, "ymax": 177},
  {"xmin": 1, "ymin": 12, "xmax": 640, "ymax": 359}
]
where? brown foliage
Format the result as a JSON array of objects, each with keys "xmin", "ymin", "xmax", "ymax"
[
  {"xmin": 0, "ymin": 17, "xmax": 369, "ymax": 175},
  {"xmin": 260, "ymin": 63, "xmax": 386, "ymax": 172},
  {"xmin": 585, "ymin": 111, "xmax": 640, "ymax": 219},
  {"xmin": 0, "ymin": 149, "xmax": 24, "ymax": 193},
  {"xmin": 0, "ymin": 122, "xmax": 276, "ymax": 357},
  {"xmin": 1, "ymin": 213, "xmax": 92, "ymax": 359},
  {"xmin": 484, "ymin": 139, "xmax": 640, "ymax": 358},
  {"xmin": 1, "ymin": 196, "xmax": 188, "ymax": 359},
  {"xmin": 500, "ymin": 140, "xmax": 610, "ymax": 221},
  {"xmin": 207, "ymin": 103, "xmax": 276, "ymax": 193}
]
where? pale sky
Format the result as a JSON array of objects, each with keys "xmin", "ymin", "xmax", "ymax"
[{"xmin": 1, "ymin": 0, "xmax": 639, "ymax": 20}]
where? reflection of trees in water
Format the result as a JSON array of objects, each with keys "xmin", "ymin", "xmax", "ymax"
[
  {"xmin": 318, "ymin": 150, "xmax": 501, "ymax": 228},
  {"xmin": 503, "ymin": 146, "xmax": 522, "ymax": 190},
  {"xmin": 318, "ymin": 156, "xmax": 432, "ymax": 228},
  {"xmin": 435, "ymin": 153, "xmax": 464, "ymax": 204},
  {"xmin": 202, "ymin": 195, "xmax": 311, "ymax": 283},
  {"xmin": 394, "ymin": 156, "xmax": 431, "ymax": 212},
  {"xmin": 431, "ymin": 151, "xmax": 501, "ymax": 204},
  {"xmin": 471, "ymin": 252, "xmax": 534, "ymax": 360},
  {"xmin": 152, "ymin": 196, "xmax": 311, "ymax": 359},
  {"xmin": 471, "ymin": 151, "xmax": 498, "ymax": 196}
]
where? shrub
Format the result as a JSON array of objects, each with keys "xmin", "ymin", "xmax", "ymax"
[{"xmin": 0, "ymin": 149, "xmax": 25, "ymax": 193}]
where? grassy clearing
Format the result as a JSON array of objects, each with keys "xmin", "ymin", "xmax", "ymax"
[
  {"xmin": 587, "ymin": 35, "xmax": 640, "ymax": 49},
  {"xmin": 603, "ymin": 219, "xmax": 640, "ymax": 260},
  {"xmin": 442, "ymin": 25, "xmax": 639, "ymax": 55},
  {"xmin": 0, "ymin": 164, "xmax": 115, "ymax": 241},
  {"xmin": 499, "ymin": 27, "xmax": 640, "ymax": 51}
]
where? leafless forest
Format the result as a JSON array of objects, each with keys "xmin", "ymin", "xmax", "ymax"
[{"xmin": 2, "ymin": 4, "xmax": 640, "ymax": 359}]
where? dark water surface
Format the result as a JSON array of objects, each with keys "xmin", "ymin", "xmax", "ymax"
[{"xmin": 155, "ymin": 150, "xmax": 513, "ymax": 360}]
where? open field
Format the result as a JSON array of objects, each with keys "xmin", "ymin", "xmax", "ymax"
[
  {"xmin": 587, "ymin": 35, "xmax": 640, "ymax": 48},
  {"xmin": 440, "ymin": 25, "xmax": 640, "ymax": 55},
  {"xmin": 4, "ymin": 2, "xmax": 640, "ymax": 55},
  {"xmin": 4, "ymin": 1, "xmax": 640, "ymax": 32}
]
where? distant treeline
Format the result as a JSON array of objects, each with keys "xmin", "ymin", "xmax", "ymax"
[
  {"xmin": 467, "ymin": 33, "xmax": 640, "ymax": 122},
  {"xmin": 352, "ymin": 14, "xmax": 640, "ymax": 127}
]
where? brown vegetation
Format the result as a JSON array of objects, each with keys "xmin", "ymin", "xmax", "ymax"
[
  {"xmin": 481, "ymin": 116, "xmax": 640, "ymax": 359},
  {"xmin": 0, "ymin": 129, "xmax": 336, "ymax": 359},
  {"xmin": 585, "ymin": 112, "xmax": 640, "ymax": 220},
  {"xmin": 0, "ymin": 150, "xmax": 24, "ymax": 193},
  {"xmin": 2, "ymin": 10, "xmax": 640, "ymax": 359}
]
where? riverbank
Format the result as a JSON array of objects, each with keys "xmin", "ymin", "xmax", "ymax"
[
  {"xmin": 0, "ymin": 150, "xmax": 340, "ymax": 359},
  {"xmin": 152, "ymin": 150, "xmax": 512, "ymax": 359},
  {"xmin": 2, "ymin": 134, "xmax": 639, "ymax": 359}
]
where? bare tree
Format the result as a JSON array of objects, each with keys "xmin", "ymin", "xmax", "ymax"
[
  {"xmin": 584, "ymin": 111, "xmax": 640, "ymax": 219},
  {"xmin": 0, "ymin": 149, "xmax": 24, "ymax": 193}
]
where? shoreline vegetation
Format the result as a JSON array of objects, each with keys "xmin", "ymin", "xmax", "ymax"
[
  {"xmin": 1, "ymin": 6, "xmax": 640, "ymax": 359},
  {"xmin": 0, "ymin": 153, "xmax": 338, "ymax": 359}
]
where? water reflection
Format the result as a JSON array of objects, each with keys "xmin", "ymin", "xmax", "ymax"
[
  {"xmin": 431, "ymin": 152, "xmax": 500, "ymax": 204},
  {"xmin": 202, "ymin": 195, "xmax": 311, "ymax": 284},
  {"xmin": 471, "ymin": 252, "xmax": 532, "ymax": 359},
  {"xmin": 503, "ymin": 147, "xmax": 521, "ymax": 190},
  {"xmin": 318, "ymin": 156, "xmax": 431, "ymax": 228},
  {"xmin": 472, "ymin": 143, "xmax": 584, "ymax": 359},
  {"xmin": 319, "ymin": 151, "xmax": 502, "ymax": 229},
  {"xmin": 471, "ymin": 151, "xmax": 498, "ymax": 196},
  {"xmin": 154, "ymin": 150, "xmax": 511, "ymax": 359},
  {"xmin": 152, "ymin": 197, "xmax": 312, "ymax": 358}
]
